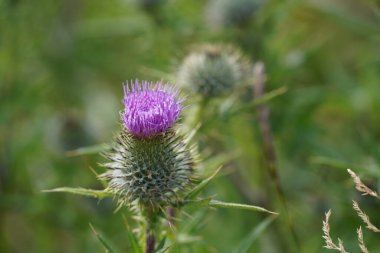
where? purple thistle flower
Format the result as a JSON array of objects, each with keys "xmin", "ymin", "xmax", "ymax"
[{"xmin": 122, "ymin": 80, "xmax": 182, "ymax": 137}]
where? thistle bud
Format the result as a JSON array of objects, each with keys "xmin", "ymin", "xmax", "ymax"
[
  {"xmin": 205, "ymin": 0, "xmax": 262, "ymax": 29},
  {"xmin": 135, "ymin": 0, "xmax": 166, "ymax": 12},
  {"xmin": 101, "ymin": 80, "xmax": 194, "ymax": 210},
  {"xmin": 177, "ymin": 44, "xmax": 250, "ymax": 97}
]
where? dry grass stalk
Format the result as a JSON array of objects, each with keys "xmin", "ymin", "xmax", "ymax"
[
  {"xmin": 352, "ymin": 200, "xmax": 380, "ymax": 233},
  {"xmin": 357, "ymin": 227, "xmax": 369, "ymax": 253},
  {"xmin": 323, "ymin": 169, "xmax": 380, "ymax": 252},
  {"xmin": 322, "ymin": 210, "xmax": 350, "ymax": 253},
  {"xmin": 347, "ymin": 169, "xmax": 380, "ymax": 200}
]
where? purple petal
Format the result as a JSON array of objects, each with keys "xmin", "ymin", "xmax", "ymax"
[{"xmin": 122, "ymin": 80, "xmax": 182, "ymax": 137}]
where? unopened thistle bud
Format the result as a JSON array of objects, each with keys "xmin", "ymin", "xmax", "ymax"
[
  {"xmin": 205, "ymin": 0, "xmax": 261, "ymax": 29},
  {"xmin": 177, "ymin": 44, "xmax": 250, "ymax": 97},
  {"xmin": 101, "ymin": 80, "xmax": 194, "ymax": 209},
  {"xmin": 136, "ymin": 0, "xmax": 166, "ymax": 11}
]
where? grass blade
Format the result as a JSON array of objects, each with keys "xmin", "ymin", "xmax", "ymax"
[
  {"xmin": 90, "ymin": 224, "xmax": 118, "ymax": 253},
  {"xmin": 123, "ymin": 217, "xmax": 143, "ymax": 253},
  {"xmin": 232, "ymin": 216, "xmax": 277, "ymax": 253},
  {"xmin": 126, "ymin": 230, "xmax": 142, "ymax": 253}
]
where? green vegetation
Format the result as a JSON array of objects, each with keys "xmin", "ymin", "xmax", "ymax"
[{"xmin": 1, "ymin": 0, "xmax": 380, "ymax": 252}]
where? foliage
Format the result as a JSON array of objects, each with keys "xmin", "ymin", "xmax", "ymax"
[{"xmin": 1, "ymin": 0, "xmax": 380, "ymax": 252}]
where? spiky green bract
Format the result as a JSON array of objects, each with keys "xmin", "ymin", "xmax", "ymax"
[
  {"xmin": 177, "ymin": 44, "xmax": 250, "ymax": 97},
  {"xmin": 100, "ymin": 129, "xmax": 194, "ymax": 210}
]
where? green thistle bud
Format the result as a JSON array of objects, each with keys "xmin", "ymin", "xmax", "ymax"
[
  {"xmin": 100, "ymin": 80, "xmax": 194, "ymax": 210},
  {"xmin": 177, "ymin": 44, "xmax": 250, "ymax": 97},
  {"xmin": 205, "ymin": 0, "xmax": 262, "ymax": 29},
  {"xmin": 136, "ymin": 0, "xmax": 166, "ymax": 11}
]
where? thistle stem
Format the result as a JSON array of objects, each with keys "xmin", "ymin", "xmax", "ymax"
[
  {"xmin": 194, "ymin": 97, "xmax": 209, "ymax": 129},
  {"xmin": 145, "ymin": 230, "xmax": 156, "ymax": 253},
  {"xmin": 253, "ymin": 62, "xmax": 300, "ymax": 251},
  {"xmin": 144, "ymin": 206, "xmax": 158, "ymax": 253}
]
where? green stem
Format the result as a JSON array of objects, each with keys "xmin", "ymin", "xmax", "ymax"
[
  {"xmin": 194, "ymin": 97, "xmax": 208, "ymax": 130},
  {"xmin": 253, "ymin": 62, "xmax": 300, "ymax": 251}
]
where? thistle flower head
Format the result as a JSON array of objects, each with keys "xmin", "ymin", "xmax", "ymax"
[
  {"xmin": 101, "ymin": 80, "xmax": 195, "ymax": 210},
  {"xmin": 205, "ymin": 0, "xmax": 262, "ymax": 29},
  {"xmin": 122, "ymin": 80, "xmax": 182, "ymax": 137},
  {"xmin": 177, "ymin": 44, "xmax": 250, "ymax": 97}
]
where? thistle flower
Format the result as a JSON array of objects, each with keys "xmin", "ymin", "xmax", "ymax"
[
  {"xmin": 101, "ymin": 80, "xmax": 194, "ymax": 210},
  {"xmin": 177, "ymin": 44, "xmax": 250, "ymax": 97},
  {"xmin": 122, "ymin": 80, "xmax": 182, "ymax": 137}
]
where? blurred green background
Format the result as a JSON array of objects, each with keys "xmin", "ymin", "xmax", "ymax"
[{"xmin": 1, "ymin": 0, "xmax": 380, "ymax": 252}]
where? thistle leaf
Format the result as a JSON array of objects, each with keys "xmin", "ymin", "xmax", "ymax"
[
  {"xmin": 65, "ymin": 144, "xmax": 111, "ymax": 157},
  {"xmin": 42, "ymin": 187, "xmax": 112, "ymax": 199},
  {"xmin": 179, "ymin": 197, "xmax": 213, "ymax": 208},
  {"xmin": 232, "ymin": 216, "xmax": 277, "ymax": 253},
  {"xmin": 229, "ymin": 86, "xmax": 288, "ymax": 116},
  {"xmin": 310, "ymin": 156, "xmax": 360, "ymax": 170},
  {"xmin": 183, "ymin": 123, "xmax": 201, "ymax": 147},
  {"xmin": 208, "ymin": 200, "xmax": 278, "ymax": 215},
  {"xmin": 252, "ymin": 86, "xmax": 288, "ymax": 106}
]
